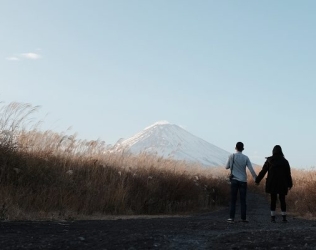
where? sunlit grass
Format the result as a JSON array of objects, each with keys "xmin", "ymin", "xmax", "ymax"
[
  {"xmin": 0, "ymin": 102, "xmax": 231, "ymax": 220},
  {"xmin": 0, "ymin": 102, "xmax": 314, "ymax": 220}
]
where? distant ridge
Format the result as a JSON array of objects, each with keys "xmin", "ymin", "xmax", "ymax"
[{"xmin": 112, "ymin": 121, "xmax": 230, "ymax": 167}]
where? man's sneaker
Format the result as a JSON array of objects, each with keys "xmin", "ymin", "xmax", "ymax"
[
  {"xmin": 241, "ymin": 219, "xmax": 249, "ymax": 223},
  {"xmin": 227, "ymin": 218, "xmax": 234, "ymax": 223}
]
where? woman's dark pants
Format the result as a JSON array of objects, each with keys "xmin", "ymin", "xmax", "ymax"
[{"xmin": 270, "ymin": 193, "xmax": 286, "ymax": 212}]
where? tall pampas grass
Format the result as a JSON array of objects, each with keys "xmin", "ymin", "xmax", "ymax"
[
  {"xmin": 2, "ymin": 101, "xmax": 314, "ymax": 220},
  {"xmin": 0, "ymin": 102, "xmax": 230, "ymax": 220}
]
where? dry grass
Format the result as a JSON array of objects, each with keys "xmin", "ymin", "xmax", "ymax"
[
  {"xmin": 0, "ymin": 102, "xmax": 231, "ymax": 220},
  {"xmin": 285, "ymin": 168, "xmax": 316, "ymax": 217},
  {"xmin": 252, "ymin": 165, "xmax": 316, "ymax": 217},
  {"xmin": 1, "ymin": 102, "xmax": 314, "ymax": 220}
]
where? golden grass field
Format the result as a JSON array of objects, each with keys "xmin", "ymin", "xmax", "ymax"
[{"xmin": 0, "ymin": 102, "xmax": 314, "ymax": 220}]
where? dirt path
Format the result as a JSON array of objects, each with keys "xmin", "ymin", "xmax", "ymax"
[{"xmin": 1, "ymin": 192, "xmax": 316, "ymax": 249}]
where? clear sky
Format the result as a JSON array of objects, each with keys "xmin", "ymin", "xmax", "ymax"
[{"xmin": 1, "ymin": 1, "xmax": 316, "ymax": 168}]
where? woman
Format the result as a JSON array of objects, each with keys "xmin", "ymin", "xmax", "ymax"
[{"xmin": 255, "ymin": 145, "xmax": 293, "ymax": 223}]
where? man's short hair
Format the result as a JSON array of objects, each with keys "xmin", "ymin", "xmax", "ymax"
[{"xmin": 236, "ymin": 142, "xmax": 244, "ymax": 151}]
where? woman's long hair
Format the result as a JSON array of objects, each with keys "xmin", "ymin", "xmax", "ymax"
[{"xmin": 272, "ymin": 145, "xmax": 284, "ymax": 157}]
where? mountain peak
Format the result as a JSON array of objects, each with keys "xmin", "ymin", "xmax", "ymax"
[
  {"xmin": 144, "ymin": 120, "xmax": 171, "ymax": 130},
  {"xmin": 113, "ymin": 121, "xmax": 230, "ymax": 167}
]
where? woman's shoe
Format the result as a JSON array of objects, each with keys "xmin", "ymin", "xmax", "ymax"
[
  {"xmin": 271, "ymin": 216, "xmax": 276, "ymax": 223},
  {"xmin": 282, "ymin": 215, "xmax": 288, "ymax": 223}
]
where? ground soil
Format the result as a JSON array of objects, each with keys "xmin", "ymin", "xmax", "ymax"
[{"xmin": 1, "ymin": 192, "xmax": 316, "ymax": 250}]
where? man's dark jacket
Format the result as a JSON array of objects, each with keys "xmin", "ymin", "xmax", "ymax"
[{"xmin": 256, "ymin": 156, "xmax": 293, "ymax": 195}]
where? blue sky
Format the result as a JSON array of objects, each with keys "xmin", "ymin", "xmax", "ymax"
[{"xmin": 1, "ymin": 1, "xmax": 316, "ymax": 168}]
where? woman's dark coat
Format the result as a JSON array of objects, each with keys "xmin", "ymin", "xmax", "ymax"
[{"xmin": 256, "ymin": 156, "xmax": 293, "ymax": 195}]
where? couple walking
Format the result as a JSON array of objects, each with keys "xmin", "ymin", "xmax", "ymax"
[{"xmin": 226, "ymin": 142, "xmax": 293, "ymax": 223}]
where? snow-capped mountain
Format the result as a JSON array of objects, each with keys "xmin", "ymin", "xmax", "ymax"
[{"xmin": 113, "ymin": 121, "xmax": 230, "ymax": 167}]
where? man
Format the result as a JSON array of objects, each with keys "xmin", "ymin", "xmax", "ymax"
[{"xmin": 226, "ymin": 142, "xmax": 257, "ymax": 223}]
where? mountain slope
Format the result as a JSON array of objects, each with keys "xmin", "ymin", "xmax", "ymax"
[{"xmin": 113, "ymin": 121, "xmax": 230, "ymax": 167}]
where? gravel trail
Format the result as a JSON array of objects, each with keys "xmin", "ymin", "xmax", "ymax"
[{"xmin": 1, "ymin": 192, "xmax": 316, "ymax": 249}]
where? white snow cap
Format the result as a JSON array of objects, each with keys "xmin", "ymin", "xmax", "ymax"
[
  {"xmin": 144, "ymin": 120, "xmax": 170, "ymax": 130},
  {"xmin": 114, "ymin": 121, "xmax": 230, "ymax": 167}
]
